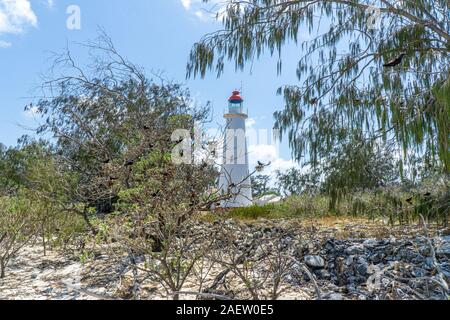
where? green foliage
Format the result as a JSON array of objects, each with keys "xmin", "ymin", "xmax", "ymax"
[
  {"xmin": 275, "ymin": 134, "xmax": 400, "ymax": 210},
  {"xmin": 275, "ymin": 195, "xmax": 330, "ymax": 219},
  {"xmin": 228, "ymin": 204, "xmax": 277, "ymax": 220},
  {"xmin": 189, "ymin": 0, "xmax": 450, "ymax": 175},
  {"xmin": 251, "ymin": 175, "xmax": 279, "ymax": 197},
  {"xmin": 0, "ymin": 194, "xmax": 38, "ymax": 278},
  {"xmin": 0, "ymin": 140, "xmax": 50, "ymax": 194},
  {"xmin": 276, "ymin": 167, "xmax": 322, "ymax": 196},
  {"xmin": 23, "ymin": 34, "xmax": 215, "ymax": 227},
  {"xmin": 297, "ymin": 176, "xmax": 448, "ymax": 224},
  {"xmin": 223, "ymin": 172, "xmax": 449, "ymax": 225},
  {"xmin": 323, "ymin": 133, "xmax": 399, "ymax": 208}
]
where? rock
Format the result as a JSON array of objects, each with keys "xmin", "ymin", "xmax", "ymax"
[
  {"xmin": 441, "ymin": 268, "xmax": 450, "ymax": 282},
  {"xmin": 412, "ymin": 267, "xmax": 427, "ymax": 278},
  {"xmin": 324, "ymin": 239, "xmax": 346, "ymax": 253},
  {"xmin": 425, "ymin": 257, "xmax": 435, "ymax": 269},
  {"xmin": 441, "ymin": 262, "xmax": 450, "ymax": 273},
  {"xmin": 3, "ymin": 220, "xmax": 449, "ymax": 301},
  {"xmin": 418, "ymin": 245, "xmax": 431, "ymax": 256},
  {"xmin": 304, "ymin": 255, "xmax": 325, "ymax": 269},
  {"xmin": 345, "ymin": 244, "xmax": 365, "ymax": 255},
  {"xmin": 345, "ymin": 255, "xmax": 355, "ymax": 266},
  {"xmin": 397, "ymin": 248, "xmax": 420, "ymax": 262},
  {"xmin": 346, "ymin": 276, "xmax": 357, "ymax": 285},
  {"xmin": 254, "ymin": 247, "xmax": 265, "ymax": 259},
  {"xmin": 42, "ymin": 287, "xmax": 53, "ymax": 294},
  {"xmin": 369, "ymin": 252, "xmax": 386, "ymax": 264},
  {"xmin": 356, "ymin": 257, "xmax": 369, "ymax": 275},
  {"xmin": 363, "ymin": 239, "xmax": 379, "ymax": 248},
  {"xmin": 327, "ymin": 293, "xmax": 344, "ymax": 300},
  {"xmin": 281, "ymin": 235, "xmax": 293, "ymax": 246},
  {"xmin": 436, "ymin": 244, "xmax": 450, "ymax": 258},
  {"xmin": 324, "ymin": 240, "xmax": 336, "ymax": 251},
  {"xmin": 293, "ymin": 240, "xmax": 308, "ymax": 257},
  {"xmin": 315, "ymin": 269, "xmax": 331, "ymax": 280},
  {"xmin": 263, "ymin": 227, "xmax": 273, "ymax": 234},
  {"xmin": 253, "ymin": 231, "xmax": 263, "ymax": 239}
]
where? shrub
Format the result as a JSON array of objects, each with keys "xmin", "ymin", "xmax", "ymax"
[{"xmin": 0, "ymin": 196, "xmax": 38, "ymax": 278}]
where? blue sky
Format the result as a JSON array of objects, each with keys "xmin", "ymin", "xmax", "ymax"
[{"xmin": 0, "ymin": 0, "xmax": 308, "ymax": 175}]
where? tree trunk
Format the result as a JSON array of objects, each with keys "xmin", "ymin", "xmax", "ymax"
[
  {"xmin": 79, "ymin": 207, "xmax": 98, "ymax": 235},
  {"xmin": 42, "ymin": 234, "xmax": 47, "ymax": 257},
  {"xmin": 0, "ymin": 257, "xmax": 5, "ymax": 279},
  {"xmin": 128, "ymin": 250, "xmax": 140, "ymax": 300}
]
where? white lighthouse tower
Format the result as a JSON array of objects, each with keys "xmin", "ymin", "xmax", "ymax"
[{"xmin": 219, "ymin": 90, "xmax": 253, "ymax": 207}]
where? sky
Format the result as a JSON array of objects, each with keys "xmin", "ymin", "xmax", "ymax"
[{"xmin": 0, "ymin": 0, "xmax": 308, "ymax": 177}]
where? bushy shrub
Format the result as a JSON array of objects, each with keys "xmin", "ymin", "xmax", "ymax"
[{"xmin": 0, "ymin": 196, "xmax": 37, "ymax": 278}]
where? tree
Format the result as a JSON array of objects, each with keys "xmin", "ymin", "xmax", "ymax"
[
  {"xmin": 276, "ymin": 167, "xmax": 321, "ymax": 196},
  {"xmin": 0, "ymin": 195, "xmax": 38, "ymax": 278},
  {"xmin": 0, "ymin": 142, "xmax": 32, "ymax": 195},
  {"xmin": 251, "ymin": 174, "xmax": 272, "ymax": 197},
  {"xmin": 0, "ymin": 140, "xmax": 83, "ymax": 256},
  {"xmin": 22, "ymin": 34, "xmax": 262, "ymax": 298},
  {"xmin": 101, "ymin": 127, "xmax": 264, "ymax": 299},
  {"xmin": 321, "ymin": 133, "xmax": 399, "ymax": 207},
  {"xmin": 29, "ymin": 33, "xmax": 214, "ymax": 233},
  {"xmin": 188, "ymin": 0, "xmax": 450, "ymax": 173}
]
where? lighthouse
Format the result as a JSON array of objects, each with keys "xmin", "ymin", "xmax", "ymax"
[{"xmin": 218, "ymin": 90, "xmax": 253, "ymax": 207}]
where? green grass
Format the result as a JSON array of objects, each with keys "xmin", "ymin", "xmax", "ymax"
[
  {"xmin": 202, "ymin": 185, "xmax": 449, "ymax": 226},
  {"xmin": 228, "ymin": 204, "xmax": 278, "ymax": 220}
]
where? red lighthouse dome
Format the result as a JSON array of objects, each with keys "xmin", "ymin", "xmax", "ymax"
[
  {"xmin": 225, "ymin": 89, "xmax": 247, "ymax": 118},
  {"xmin": 228, "ymin": 90, "xmax": 243, "ymax": 104}
]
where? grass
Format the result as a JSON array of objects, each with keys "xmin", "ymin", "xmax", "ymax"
[{"xmin": 201, "ymin": 186, "xmax": 449, "ymax": 227}]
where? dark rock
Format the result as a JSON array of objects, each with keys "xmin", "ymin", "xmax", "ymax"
[
  {"xmin": 363, "ymin": 239, "xmax": 379, "ymax": 248},
  {"xmin": 345, "ymin": 255, "xmax": 355, "ymax": 267},
  {"xmin": 418, "ymin": 245, "xmax": 431, "ymax": 256},
  {"xmin": 315, "ymin": 269, "xmax": 332, "ymax": 280},
  {"xmin": 369, "ymin": 252, "xmax": 386, "ymax": 264},
  {"xmin": 253, "ymin": 231, "xmax": 263, "ymax": 239},
  {"xmin": 436, "ymin": 244, "xmax": 450, "ymax": 258},
  {"xmin": 356, "ymin": 257, "xmax": 369, "ymax": 275},
  {"xmin": 304, "ymin": 255, "xmax": 326, "ymax": 269},
  {"xmin": 412, "ymin": 267, "xmax": 427, "ymax": 278},
  {"xmin": 345, "ymin": 244, "xmax": 365, "ymax": 255}
]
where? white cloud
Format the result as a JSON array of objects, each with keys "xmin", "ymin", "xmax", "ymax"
[
  {"xmin": 270, "ymin": 158, "xmax": 300, "ymax": 174},
  {"xmin": 180, "ymin": 0, "xmax": 226, "ymax": 22},
  {"xmin": 248, "ymin": 144, "xmax": 279, "ymax": 164},
  {"xmin": 0, "ymin": 39, "xmax": 11, "ymax": 47},
  {"xmin": 245, "ymin": 117, "xmax": 299, "ymax": 179},
  {"xmin": 0, "ymin": 0, "xmax": 38, "ymax": 34},
  {"xmin": 246, "ymin": 117, "xmax": 256, "ymax": 130},
  {"xmin": 194, "ymin": 10, "xmax": 207, "ymax": 21},
  {"xmin": 181, "ymin": 0, "xmax": 191, "ymax": 10},
  {"xmin": 248, "ymin": 143, "xmax": 300, "ymax": 180},
  {"xmin": 23, "ymin": 105, "xmax": 40, "ymax": 118}
]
